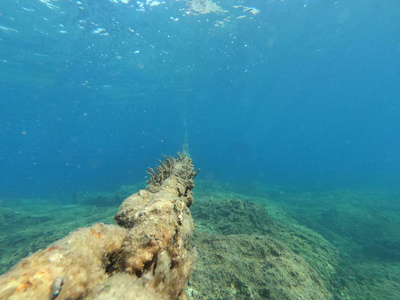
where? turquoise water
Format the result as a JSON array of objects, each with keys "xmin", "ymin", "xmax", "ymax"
[{"xmin": 1, "ymin": 0, "xmax": 400, "ymax": 299}]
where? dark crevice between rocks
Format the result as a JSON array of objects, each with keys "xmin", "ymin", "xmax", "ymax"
[{"xmin": 103, "ymin": 251, "xmax": 121, "ymax": 275}]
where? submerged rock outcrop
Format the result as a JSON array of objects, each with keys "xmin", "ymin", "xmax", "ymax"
[
  {"xmin": 0, "ymin": 153, "xmax": 334, "ymax": 300},
  {"xmin": 0, "ymin": 153, "xmax": 198, "ymax": 300},
  {"xmin": 189, "ymin": 232, "xmax": 332, "ymax": 300},
  {"xmin": 189, "ymin": 195, "xmax": 335, "ymax": 299}
]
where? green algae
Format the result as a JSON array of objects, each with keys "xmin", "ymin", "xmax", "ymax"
[
  {"xmin": 0, "ymin": 200, "xmax": 118, "ymax": 275},
  {"xmin": 1, "ymin": 182, "xmax": 400, "ymax": 299}
]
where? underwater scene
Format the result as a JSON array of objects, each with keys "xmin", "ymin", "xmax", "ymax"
[{"xmin": 1, "ymin": 0, "xmax": 400, "ymax": 299}]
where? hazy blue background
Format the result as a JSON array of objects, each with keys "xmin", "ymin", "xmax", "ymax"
[{"xmin": 0, "ymin": 0, "xmax": 399, "ymax": 198}]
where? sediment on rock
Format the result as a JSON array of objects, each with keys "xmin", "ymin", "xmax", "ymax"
[{"xmin": 0, "ymin": 153, "xmax": 198, "ymax": 300}]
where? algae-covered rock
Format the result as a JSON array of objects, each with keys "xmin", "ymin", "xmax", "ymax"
[
  {"xmin": 189, "ymin": 232, "xmax": 332, "ymax": 300},
  {"xmin": 191, "ymin": 193, "xmax": 338, "ymax": 299},
  {"xmin": 192, "ymin": 196, "xmax": 339, "ymax": 288},
  {"xmin": 191, "ymin": 198, "xmax": 274, "ymax": 235}
]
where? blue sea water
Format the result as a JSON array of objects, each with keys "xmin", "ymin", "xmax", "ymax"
[
  {"xmin": 1, "ymin": 0, "xmax": 400, "ymax": 198},
  {"xmin": 1, "ymin": 1, "xmax": 400, "ymax": 298}
]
